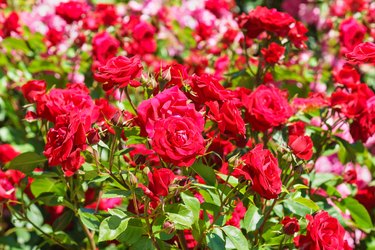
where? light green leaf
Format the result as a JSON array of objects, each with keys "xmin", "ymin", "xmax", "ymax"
[
  {"xmin": 242, "ymin": 205, "xmax": 263, "ymax": 232},
  {"xmin": 181, "ymin": 192, "xmax": 200, "ymax": 223},
  {"xmin": 98, "ymin": 215, "xmax": 130, "ymax": 242},
  {"xmin": 343, "ymin": 198, "xmax": 373, "ymax": 232},
  {"xmin": 222, "ymin": 225, "xmax": 249, "ymax": 250}
]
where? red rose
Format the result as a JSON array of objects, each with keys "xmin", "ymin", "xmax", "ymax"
[
  {"xmin": 95, "ymin": 56, "xmax": 143, "ymax": 91},
  {"xmin": 292, "ymin": 93, "xmax": 329, "ymax": 111},
  {"xmin": 346, "ymin": 42, "xmax": 375, "ymax": 64},
  {"xmin": 92, "ymin": 32, "xmax": 119, "ymax": 64},
  {"xmin": 156, "ymin": 63, "xmax": 189, "ymax": 88},
  {"xmin": 333, "ymin": 64, "xmax": 360, "ymax": 89},
  {"xmin": 189, "ymin": 74, "xmax": 233, "ymax": 104},
  {"xmin": 288, "ymin": 121, "xmax": 306, "ymax": 136},
  {"xmin": 206, "ymin": 101, "xmax": 245, "ymax": 137},
  {"xmin": 21, "ymin": 80, "xmax": 46, "ymax": 103},
  {"xmin": 339, "ymin": 18, "xmax": 366, "ymax": 52},
  {"xmin": 245, "ymin": 85, "xmax": 292, "ymax": 131},
  {"xmin": 350, "ymin": 105, "xmax": 375, "ymax": 143},
  {"xmin": 95, "ymin": 4, "xmax": 118, "ymax": 26},
  {"xmin": 282, "ymin": 216, "xmax": 300, "ymax": 235},
  {"xmin": 147, "ymin": 168, "xmax": 175, "ymax": 197},
  {"xmin": 2, "ymin": 12, "xmax": 20, "ymax": 37},
  {"xmin": 0, "ymin": 144, "xmax": 19, "ymax": 163},
  {"xmin": 0, "ymin": 170, "xmax": 16, "ymax": 201},
  {"xmin": 0, "ymin": 169, "xmax": 24, "ymax": 201},
  {"xmin": 226, "ymin": 200, "xmax": 246, "ymax": 228},
  {"xmin": 36, "ymin": 85, "xmax": 96, "ymax": 123},
  {"xmin": 238, "ymin": 6, "xmax": 295, "ymax": 38},
  {"xmin": 151, "ymin": 116, "xmax": 205, "ymax": 167},
  {"xmin": 288, "ymin": 21, "xmax": 308, "ymax": 49},
  {"xmin": 46, "ymin": 28, "xmax": 64, "ymax": 47},
  {"xmin": 44, "ymin": 113, "xmax": 90, "ymax": 176},
  {"xmin": 288, "ymin": 135, "xmax": 313, "ymax": 160},
  {"xmin": 137, "ymin": 86, "xmax": 204, "ymax": 137},
  {"xmin": 261, "ymin": 42, "xmax": 285, "ymax": 64},
  {"xmin": 236, "ymin": 144, "xmax": 282, "ymax": 199},
  {"xmin": 297, "ymin": 211, "xmax": 346, "ymax": 250},
  {"xmin": 131, "ymin": 22, "xmax": 156, "ymax": 55},
  {"xmin": 355, "ymin": 186, "xmax": 375, "ymax": 211},
  {"xmin": 55, "ymin": 1, "xmax": 88, "ymax": 24}
]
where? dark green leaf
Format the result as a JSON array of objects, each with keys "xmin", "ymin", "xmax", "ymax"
[
  {"xmin": 53, "ymin": 209, "xmax": 74, "ymax": 231},
  {"xmin": 191, "ymin": 160, "xmax": 216, "ymax": 186},
  {"xmin": 6, "ymin": 152, "xmax": 46, "ymax": 174},
  {"xmin": 78, "ymin": 208, "xmax": 100, "ymax": 231},
  {"xmin": 206, "ymin": 228, "xmax": 226, "ymax": 250}
]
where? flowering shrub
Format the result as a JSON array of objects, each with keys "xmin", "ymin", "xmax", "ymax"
[{"xmin": 0, "ymin": 0, "xmax": 374, "ymax": 249}]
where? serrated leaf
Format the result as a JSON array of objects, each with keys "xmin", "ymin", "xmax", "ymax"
[
  {"xmin": 166, "ymin": 204, "xmax": 194, "ymax": 230},
  {"xmin": 30, "ymin": 178, "xmax": 65, "ymax": 197}
]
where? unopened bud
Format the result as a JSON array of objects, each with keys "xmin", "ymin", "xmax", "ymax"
[{"xmin": 163, "ymin": 221, "xmax": 175, "ymax": 234}]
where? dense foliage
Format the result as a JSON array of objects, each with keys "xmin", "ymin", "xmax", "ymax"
[{"xmin": 0, "ymin": 0, "xmax": 374, "ymax": 249}]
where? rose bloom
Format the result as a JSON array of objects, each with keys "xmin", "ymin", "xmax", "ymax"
[
  {"xmin": 206, "ymin": 101, "xmax": 245, "ymax": 137},
  {"xmin": 92, "ymin": 32, "xmax": 120, "ymax": 64},
  {"xmin": 288, "ymin": 135, "xmax": 313, "ymax": 160},
  {"xmin": 346, "ymin": 42, "xmax": 375, "ymax": 64},
  {"xmin": 44, "ymin": 113, "xmax": 90, "ymax": 176},
  {"xmin": 155, "ymin": 63, "xmax": 189, "ymax": 88},
  {"xmin": 234, "ymin": 144, "xmax": 282, "ymax": 199},
  {"xmin": 151, "ymin": 116, "xmax": 205, "ymax": 167},
  {"xmin": 2, "ymin": 12, "xmax": 20, "ymax": 38},
  {"xmin": 333, "ymin": 64, "xmax": 360, "ymax": 89},
  {"xmin": 339, "ymin": 18, "xmax": 366, "ymax": 52},
  {"xmin": 189, "ymin": 74, "xmax": 233, "ymax": 104},
  {"xmin": 55, "ymin": 1, "xmax": 88, "ymax": 24},
  {"xmin": 288, "ymin": 121, "xmax": 306, "ymax": 136},
  {"xmin": 282, "ymin": 216, "xmax": 300, "ymax": 235},
  {"xmin": 95, "ymin": 56, "xmax": 143, "ymax": 91},
  {"xmin": 297, "ymin": 211, "xmax": 346, "ymax": 250},
  {"xmin": 261, "ymin": 42, "xmax": 285, "ymax": 64},
  {"xmin": 244, "ymin": 85, "xmax": 292, "ymax": 131},
  {"xmin": 36, "ymin": 84, "xmax": 96, "ymax": 123},
  {"xmin": 147, "ymin": 168, "xmax": 175, "ymax": 197},
  {"xmin": 21, "ymin": 80, "xmax": 46, "ymax": 103},
  {"xmin": 137, "ymin": 86, "xmax": 204, "ymax": 137},
  {"xmin": 238, "ymin": 6, "xmax": 295, "ymax": 38},
  {"xmin": 0, "ymin": 144, "xmax": 19, "ymax": 164}
]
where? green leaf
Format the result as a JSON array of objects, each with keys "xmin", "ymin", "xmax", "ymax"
[
  {"xmin": 98, "ymin": 215, "xmax": 130, "ymax": 242},
  {"xmin": 53, "ymin": 209, "xmax": 74, "ymax": 231},
  {"xmin": 102, "ymin": 189, "xmax": 131, "ymax": 199},
  {"xmin": 2, "ymin": 37, "xmax": 31, "ymax": 55},
  {"xmin": 166, "ymin": 204, "xmax": 194, "ymax": 230},
  {"xmin": 242, "ymin": 205, "xmax": 263, "ymax": 232},
  {"xmin": 6, "ymin": 152, "xmax": 46, "ymax": 174},
  {"xmin": 293, "ymin": 197, "xmax": 320, "ymax": 211},
  {"xmin": 343, "ymin": 198, "xmax": 373, "ymax": 232},
  {"xmin": 181, "ymin": 192, "xmax": 200, "ymax": 223},
  {"xmin": 78, "ymin": 208, "xmax": 100, "ymax": 231},
  {"xmin": 283, "ymin": 199, "xmax": 313, "ymax": 217},
  {"xmin": 117, "ymin": 218, "xmax": 145, "ymax": 245},
  {"xmin": 191, "ymin": 160, "xmax": 216, "ymax": 186},
  {"xmin": 30, "ymin": 178, "xmax": 65, "ymax": 197},
  {"xmin": 222, "ymin": 225, "xmax": 249, "ymax": 250},
  {"xmin": 130, "ymin": 237, "xmax": 155, "ymax": 250},
  {"xmin": 206, "ymin": 228, "xmax": 226, "ymax": 250}
]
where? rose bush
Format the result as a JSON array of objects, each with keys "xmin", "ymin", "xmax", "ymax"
[{"xmin": 0, "ymin": 0, "xmax": 374, "ymax": 250}]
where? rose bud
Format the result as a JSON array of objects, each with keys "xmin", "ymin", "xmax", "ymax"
[
  {"xmin": 21, "ymin": 80, "xmax": 46, "ymax": 103},
  {"xmin": 87, "ymin": 128, "xmax": 100, "ymax": 145},
  {"xmin": 343, "ymin": 169, "xmax": 357, "ymax": 184},
  {"xmin": 281, "ymin": 216, "xmax": 300, "ymax": 235},
  {"xmin": 163, "ymin": 221, "xmax": 175, "ymax": 234}
]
